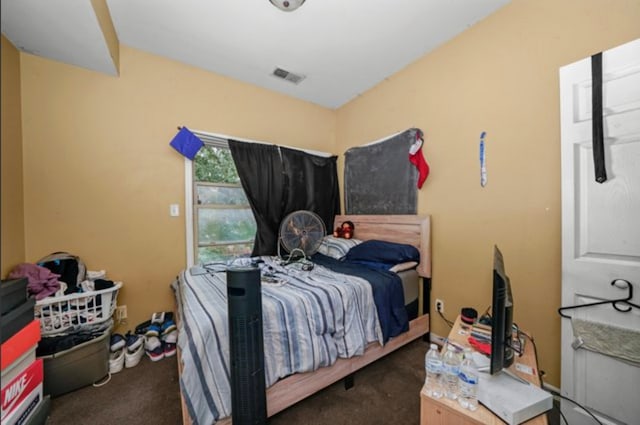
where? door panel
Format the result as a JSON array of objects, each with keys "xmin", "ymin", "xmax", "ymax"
[
  {"xmin": 577, "ymin": 139, "xmax": 640, "ymax": 260},
  {"xmin": 568, "ymin": 295, "xmax": 640, "ymax": 423},
  {"xmin": 560, "ymin": 38, "xmax": 640, "ymax": 425}
]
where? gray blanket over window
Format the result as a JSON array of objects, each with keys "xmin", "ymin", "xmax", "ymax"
[{"xmin": 344, "ymin": 128, "xmax": 419, "ymax": 214}]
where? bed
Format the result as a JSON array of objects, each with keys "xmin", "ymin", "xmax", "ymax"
[{"xmin": 173, "ymin": 214, "xmax": 432, "ymax": 425}]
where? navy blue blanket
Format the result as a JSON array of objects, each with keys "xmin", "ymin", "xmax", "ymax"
[{"xmin": 312, "ymin": 253, "xmax": 409, "ymax": 343}]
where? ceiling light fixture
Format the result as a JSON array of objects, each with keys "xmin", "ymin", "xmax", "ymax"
[{"xmin": 269, "ymin": 0, "xmax": 306, "ymax": 12}]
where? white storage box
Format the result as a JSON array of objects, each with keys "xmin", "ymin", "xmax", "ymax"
[{"xmin": 34, "ymin": 282, "xmax": 121, "ymax": 336}]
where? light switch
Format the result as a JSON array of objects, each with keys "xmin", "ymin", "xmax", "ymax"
[{"xmin": 170, "ymin": 204, "xmax": 180, "ymax": 217}]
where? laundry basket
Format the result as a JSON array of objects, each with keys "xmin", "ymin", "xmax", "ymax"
[{"xmin": 34, "ymin": 282, "xmax": 122, "ymax": 336}]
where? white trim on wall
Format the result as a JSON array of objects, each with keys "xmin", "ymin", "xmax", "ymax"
[
  {"xmin": 188, "ymin": 127, "xmax": 333, "ymax": 157},
  {"xmin": 185, "ymin": 157, "xmax": 194, "ymax": 268}
]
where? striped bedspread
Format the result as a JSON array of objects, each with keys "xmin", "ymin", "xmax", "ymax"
[{"xmin": 174, "ymin": 257, "xmax": 383, "ymax": 425}]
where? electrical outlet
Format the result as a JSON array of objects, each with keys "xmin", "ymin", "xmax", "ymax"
[
  {"xmin": 435, "ymin": 299, "xmax": 444, "ymax": 314},
  {"xmin": 115, "ymin": 305, "xmax": 127, "ymax": 323}
]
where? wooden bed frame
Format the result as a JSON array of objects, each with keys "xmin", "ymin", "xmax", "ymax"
[{"xmin": 177, "ymin": 214, "xmax": 432, "ymax": 425}]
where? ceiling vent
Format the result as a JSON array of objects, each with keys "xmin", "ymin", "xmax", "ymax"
[{"xmin": 272, "ymin": 67, "xmax": 305, "ymax": 85}]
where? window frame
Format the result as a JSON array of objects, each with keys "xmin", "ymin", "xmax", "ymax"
[
  {"xmin": 184, "ymin": 128, "xmax": 333, "ymax": 266},
  {"xmin": 184, "ymin": 131, "xmax": 255, "ymax": 267}
]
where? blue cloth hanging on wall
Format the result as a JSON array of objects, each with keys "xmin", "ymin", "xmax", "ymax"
[{"xmin": 170, "ymin": 127, "xmax": 204, "ymax": 160}]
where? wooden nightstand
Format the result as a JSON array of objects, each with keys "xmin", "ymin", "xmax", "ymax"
[{"xmin": 420, "ymin": 317, "xmax": 548, "ymax": 425}]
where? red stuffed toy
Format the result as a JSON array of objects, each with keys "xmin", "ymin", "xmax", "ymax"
[{"xmin": 333, "ymin": 221, "xmax": 355, "ymax": 239}]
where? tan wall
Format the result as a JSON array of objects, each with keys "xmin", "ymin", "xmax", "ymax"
[
  {"xmin": 1, "ymin": 35, "xmax": 26, "ymax": 277},
  {"xmin": 20, "ymin": 45, "xmax": 335, "ymax": 330},
  {"xmin": 12, "ymin": 0, "xmax": 640, "ymax": 389},
  {"xmin": 336, "ymin": 0, "xmax": 640, "ymax": 387}
]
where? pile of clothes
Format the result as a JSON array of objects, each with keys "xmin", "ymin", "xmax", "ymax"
[
  {"xmin": 8, "ymin": 263, "xmax": 66, "ymax": 300},
  {"xmin": 7, "ymin": 254, "xmax": 122, "ymax": 384},
  {"xmin": 8, "ymin": 263, "xmax": 116, "ymax": 301}
]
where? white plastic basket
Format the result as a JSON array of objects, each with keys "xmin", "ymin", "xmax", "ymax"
[{"xmin": 35, "ymin": 282, "xmax": 122, "ymax": 336}]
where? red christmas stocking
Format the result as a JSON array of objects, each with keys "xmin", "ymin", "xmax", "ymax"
[{"xmin": 409, "ymin": 138, "xmax": 430, "ymax": 188}]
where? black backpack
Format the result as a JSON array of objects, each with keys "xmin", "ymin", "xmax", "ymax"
[{"xmin": 37, "ymin": 252, "xmax": 86, "ymax": 294}]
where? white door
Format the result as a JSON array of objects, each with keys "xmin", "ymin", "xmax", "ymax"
[{"xmin": 560, "ymin": 38, "xmax": 640, "ymax": 425}]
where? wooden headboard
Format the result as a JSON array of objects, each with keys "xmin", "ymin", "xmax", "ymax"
[{"xmin": 334, "ymin": 214, "xmax": 431, "ymax": 278}]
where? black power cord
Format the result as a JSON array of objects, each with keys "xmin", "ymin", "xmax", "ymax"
[
  {"xmin": 516, "ymin": 328, "xmax": 604, "ymax": 425},
  {"xmin": 437, "ymin": 309, "xmax": 454, "ymax": 327},
  {"xmin": 558, "ymin": 406, "xmax": 568, "ymax": 425},
  {"xmin": 547, "ymin": 390, "xmax": 604, "ymax": 425}
]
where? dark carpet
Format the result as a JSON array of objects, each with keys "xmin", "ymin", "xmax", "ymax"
[
  {"xmin": 48, "ymin": 354, "xmax": 182, "ymax": 425},
  {"xmin": 47, "ymin": 340, "xmax": 560, "ymax": 425},
  {"xmin": 270, "ymin": 338, "xmax": 425, "ymax": 425}
]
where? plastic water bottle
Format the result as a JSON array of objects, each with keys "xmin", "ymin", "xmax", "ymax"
[
  {"xmin": 424, "ymin": 344, "xmax": 443, "ymax": 399},
  {"xmin": 442, "ymin": 344, "xmax": 461, "ymax": 400},
  {"xmin": 458, "ymin": 348, "xmax": 479, "ymax": 411}
]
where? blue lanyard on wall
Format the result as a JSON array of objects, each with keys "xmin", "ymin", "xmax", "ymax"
[{"xmin": 480, "ymin": 131, "xmax": 487, "ymax": 187}]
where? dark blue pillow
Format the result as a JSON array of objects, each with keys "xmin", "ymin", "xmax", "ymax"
[{"xmin": 344, "ymin": 240, "xmax": 420, "ymax": 264}]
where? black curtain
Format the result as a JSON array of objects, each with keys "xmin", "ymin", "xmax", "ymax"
[
  {"xmin": 280, "ymin": 147, "xmax": 340, "ymax": 232},
  {"xmin": 228, "ymin": 140, "xmax": 285, "ymax": 256},
  {"xmin": 229, "ymin": 141, "xmax": 341, "ymax": 256}
]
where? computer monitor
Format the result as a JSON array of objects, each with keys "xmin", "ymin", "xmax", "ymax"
[
  {"xmin": 490, "ymin": 245, "xmax": 514, "ymax": 375},
  {"xmin": 480, "ymin": 247, "xmax": 553, "ymax": 423}
]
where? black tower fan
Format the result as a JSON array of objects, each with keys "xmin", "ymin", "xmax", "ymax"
[{"xmin": 227, "ymin": 266, "xmax": 267, "ymax": 425}]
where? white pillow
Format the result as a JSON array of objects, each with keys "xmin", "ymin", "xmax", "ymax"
[
  {"xmin": 317, "ymin": 236, "xmax": 363, "ymax": 260},
  {"xmin": 389, "ymin": 261, "xmax": 418, "ymax": 273}
]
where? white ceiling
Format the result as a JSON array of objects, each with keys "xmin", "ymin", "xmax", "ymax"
[{"xmin": 1, "ymin": 0, "xmax": 510, "ymax": 109}]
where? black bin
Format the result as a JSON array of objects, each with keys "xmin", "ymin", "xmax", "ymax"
[{"xmin": 1, "ymin": 278, "xmax": 28, "ymax": 316}]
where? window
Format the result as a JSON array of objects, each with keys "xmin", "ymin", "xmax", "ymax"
[{"xmin": 191, "ymin": 141, "xmax": 256, "ymax": 265}]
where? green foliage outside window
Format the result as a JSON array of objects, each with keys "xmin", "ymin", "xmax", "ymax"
[
  {"xmin": 194, "ymin": 144, "xmax": 256, "ymax": 264},
  {"xmin": 194, "ymin": 145, "xmax": 240, "ymax": 184}
]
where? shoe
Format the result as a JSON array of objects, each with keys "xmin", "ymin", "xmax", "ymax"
[
  {"xmin": 146, "ymin": 345, "xmax": 165, "ymax": 362},
  {"xmin": 145, "ymin": 323, "xmax": 161, "ymax": 338},
  {"xmin": 161, "ymin": 318, "xmax": 177, "ymax": 337},
  {"xmin": 109, "ymin": 348, "xmax": 125, "ymax": 373},
  {"xmin": 110, "ymin": 333, "xmax": 125, "ymax": 352},
  {"xmin": 125, "ymin": 331, "xmax": 144, "ymax": 352},
  {"xmin": 162, "ymin": 329, "xmax": 178, "ymax": 344},
  {"xmin": 151, "ymin": 312, "xmax": 165, "ymax": 325},
  {"xmin": 164, "ymin": 342, "xmax": 177, "ymax": 357},
  {"xmin": 161, "ymin": 317, "xmax": 178, "ymax": 344},
  {"xmin": 135, "ymin": 320, "xmax": 151, "ymax": 335},
  {"xmin": 144, "ymin": 334, "xmax": 162, "ymax": 352},
  {"xmin": 125, "ymin": 343, "xmax": 145, "ymax": 368}
]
